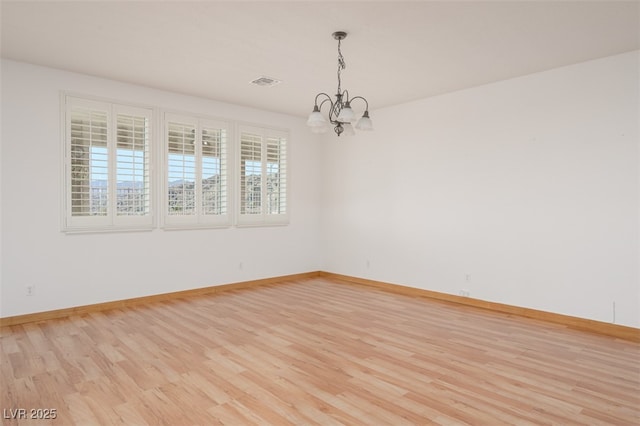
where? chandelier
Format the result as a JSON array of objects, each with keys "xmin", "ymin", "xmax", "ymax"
[{"xmin": 306, "ymin": 31, "xmax": 373, "ymax": 136}]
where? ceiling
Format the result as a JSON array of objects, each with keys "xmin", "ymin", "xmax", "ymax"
[{"xmin": 1, "ymin": 1, "xmax": 639, "ymax": 118}]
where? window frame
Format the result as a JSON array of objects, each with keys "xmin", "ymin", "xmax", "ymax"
[
  {"xmin": 62, "ymin": 94, "xmax": 154, "ymax": 233},
  {"xmin": 161, "ymin": 112, "xmax": 233, "ymax": 229},
  {"xmin": 237, "ymin": 124, "xmax": 289, "ymax": 227}
]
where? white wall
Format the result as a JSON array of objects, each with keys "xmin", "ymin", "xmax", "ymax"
[
  {"xmin": 2, "ymin": 52, "xmax": 639, "ymax": 329},
  {"xmin": 321, "ymin": 51, "xmax": 640, "ymax": 328},
  {"xmin": 0, "ymin": 59, "xmax": 322, "ymax": 317}
]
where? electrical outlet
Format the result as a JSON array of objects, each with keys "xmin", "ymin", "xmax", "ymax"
[
  {"xmin": 26, "ymin": 285, "xmax": 35, "ymax": 296},
  {"xmin": 366, "ymin": 259, "xmax": 371, "ymax": 269},
  {"xmin": 459, "ymin": 289, "xmax": 470, "ymax": 297}
]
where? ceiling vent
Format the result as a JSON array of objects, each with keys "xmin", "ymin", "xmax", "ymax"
[{"xmin": 250, "ymin": 76, "xmax": 282, "ymax": 87}]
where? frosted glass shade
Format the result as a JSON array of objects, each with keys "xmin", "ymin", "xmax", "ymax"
[
  {"xmin": 355, "ymin": 112, "xmax": 373, "ymax": 131},
  {"xmin": 307, "ymin": 109, "xmax": 327, "ymax": 127},
  {"xmin": 336, "ymin": 104, "xmax": 356, "ymax": 123},
  {"xmin": 342, "ymin": 122, "xmax": 355, "ymax": 136}
]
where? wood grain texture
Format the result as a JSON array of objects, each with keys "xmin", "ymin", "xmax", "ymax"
[
  {"xmin": 322, "ymin": 272, "xmax": 640, "ymax": 342},
  {"xmin": 0, "ymin": 272, "xmax": 321, "ymax": 328},
  {"xmin": 4, "ymin": 271, "xmax": 637, "ymax": 344},
  {"xmin": 1, "ymin": 277, "xmax": 639, "ymax": 425}
]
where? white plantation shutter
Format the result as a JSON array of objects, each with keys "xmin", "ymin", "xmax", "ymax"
[
  {"xmin": 167, "ymin": 121, "xmax": 197, "ymax": 216},
  {"xmin": 202, "ymin": 126, "xmax": 227, "ymax": 215},
  {"xmin": 116, "ymin": 112, "xmax": 150, "ymax": 216},
  {"xmin": 69, "ymin": 106, "xmax": 108, "ymax": 218},
  {"xmin": 64, "ymin": 96, "xmax": 153, "ymax": 232},
  {"xmin": 240, "ymin": 131, "xmax": 263, "ymax": 215},
  {"xmin": 164, "ymin": 113, "xmax": 230, "ymax": 228},
  {"xmin": 266, "ymin": 136, "xmax": 287, "ymax": 215},
  {"xmin": 238, "ymin": 125, "xmax": 289, "ymax": 226}
]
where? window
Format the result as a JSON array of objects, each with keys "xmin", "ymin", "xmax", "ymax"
[
  {"xmin": 63, "ymin": 96, "xmax": 152, "ymax": 232},
  {"xmin": 63, "ymin": 96, "xmax": 288, "ymax": 231},
  {"xmin": 238, "ymin": 125, "xmax": 288, "ymax": 226},
  {"xmin": 163, "ymin": 113, "xmax": 231, "ymax": 228}
]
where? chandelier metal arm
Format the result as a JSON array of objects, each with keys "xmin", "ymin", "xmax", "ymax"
[
  {"xmin": 314, "ymin": 92, "xmax": 340, "ymax": 124},
  {"xmin": 318, "ymin": 98, "xmax": 334, "ymax": 118},
  {"xmin": 314, "ymin": 92, "xmax": 332, "ymax": 107},
  {"xmin": 348, "ymin": 95, "xmax": 369, "ymax": 112}
]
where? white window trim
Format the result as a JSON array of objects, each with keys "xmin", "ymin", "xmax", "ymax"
[
  {"xmin": 236, "ymin": 123, "xmax": 289, "ymax": 227},
  {"xmin": 161, "ymin": 112, "xmax": 233, "ymax": 230},
  {"xmin": 62, "ymin": 94, "xmax": 154, "ymax": 233}
]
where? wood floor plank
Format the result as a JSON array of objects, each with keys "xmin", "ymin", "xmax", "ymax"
[{"xmin": 1, "ymin": 277, "xmax": 639, "ymax": 425}]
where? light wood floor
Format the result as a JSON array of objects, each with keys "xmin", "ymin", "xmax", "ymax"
[{"xmin": 1, "ymin": 277, "xmax": 639, "ymax": 425}]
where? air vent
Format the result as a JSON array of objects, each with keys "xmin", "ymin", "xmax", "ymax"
[{"xmin": 250, "ymin": 76, "xmax": 282, "ymax": 87}]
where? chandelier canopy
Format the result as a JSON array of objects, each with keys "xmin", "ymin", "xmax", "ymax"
[{"xmin": 306, "ymin": 31, "xmax": 373, "ymax": 137}]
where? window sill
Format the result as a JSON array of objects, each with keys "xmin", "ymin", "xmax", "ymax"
[{"xmin": 62, "ymin": 226, "xmax": 155, "ymax": 235}]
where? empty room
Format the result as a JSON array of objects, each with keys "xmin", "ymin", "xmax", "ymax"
[{"xmin": 1, "ymin": 1, "xmax": 639, "ymax": 424}]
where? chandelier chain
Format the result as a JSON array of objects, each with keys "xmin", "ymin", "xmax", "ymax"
[{"xmin": 337, "ymin": 38, "xmax": 346, "ymax": 94}]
